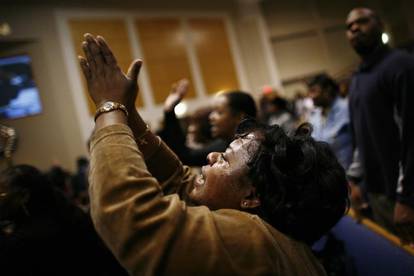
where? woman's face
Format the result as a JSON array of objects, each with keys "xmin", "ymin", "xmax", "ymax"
[
  {"xmin": 189, "ymin": 132, "xmax": 260, "ymax": 210},
  {"xmin": 209, "ymin": 95, "xmax": 242, "ymax": 140}
]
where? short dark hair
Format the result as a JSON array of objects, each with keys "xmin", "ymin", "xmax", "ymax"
[
  {"xmin": 308, "ymin": 74, "xmax": 339, "ymax": 98},
  {"xmin": 237, "ymin": 119, "xmax": 349, "ymax": 244},
  {"xmin": 224, "ymin": 91, "xmax": 257, "ymax": 118}
]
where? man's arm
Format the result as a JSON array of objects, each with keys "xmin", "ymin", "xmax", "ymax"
[
  {"xmin": 157, "ymin": 78, "xmax": 188, "ymax": 155},
  {"xmin": 393, "ymin": 66, "xmax": 414, "ymax": 209},
  {"xmin": 347, "ymin": 148, "xmax": 370, "ymax": 221},
  {"xmin": 391, "ymin": 63, "xmax": 414, "ymax": 244}
]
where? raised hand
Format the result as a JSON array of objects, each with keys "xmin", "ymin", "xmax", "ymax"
[
  {"xmin": 164, "ymin": 79, "xmax": 189, "ymax": 112},
  {"xmin": 78, "ymin": 33, "xmax": 142, "ymax": 110}
]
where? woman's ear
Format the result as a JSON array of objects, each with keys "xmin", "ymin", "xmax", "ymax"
[{"xmin": 240, "ymin": 187, "xmax": 261, "ymax": 209}]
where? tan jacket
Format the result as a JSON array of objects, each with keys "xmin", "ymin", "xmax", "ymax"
[{"xmin": 89, "ymin": 124, "xmax": 326, "ymax": 276}]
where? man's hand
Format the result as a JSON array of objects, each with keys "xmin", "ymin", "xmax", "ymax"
[
  {"xmin": 394, "ymin": 202, "xmax": 414, "ymax": 245},
  {"xmin": 78, "ymin": 33, "xmax": 142, "ymax": 109},
  {"xmin": 349, "ymin": 181, "xmax": 369, "ymax": 222},
  {"xmin": 164, "ymin": 79, "xmax": 189, "ymax": 112}
]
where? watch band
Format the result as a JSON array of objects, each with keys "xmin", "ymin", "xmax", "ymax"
[{"xmin": 94, "ymin": 101, "xmax": 129, "ymax": 122}]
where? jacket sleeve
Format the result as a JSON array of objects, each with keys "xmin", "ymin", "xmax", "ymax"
[
  {"xmin": 143, "ymin": 136, "xmax": 195, "ymax": 198},
  {"xmin": 88, "ymin": 124, "xmax": 228, "ymax": 275}
]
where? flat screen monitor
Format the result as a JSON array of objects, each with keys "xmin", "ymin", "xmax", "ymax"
[{"xmin": 0, "ymin": 54, "xmax": 42, "ymax": 119}]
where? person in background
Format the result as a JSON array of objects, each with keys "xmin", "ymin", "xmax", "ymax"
[
  {"xmin": 346, "ymin": 8, "xmax": 414, "ymax": 244},
  {"xmin": 209, "ymin": 90, "xmax": 257, "ymax": 142},
  {"xmin": 307, "ymin": 74, "xmax": 352, "ymax": 169},
  {"xmin": 338, "ymin": 78, "xmax": 351, "ymax": 98},
  {"xmin": 293, "ymin": 92, "xmax": 314, "ymax": 123},
  {"xmin": 0, "ymin": 165, "xmax": 128, "ymax": 275},
  {"xmin": 259, "ymin": 91, "xmax": 296, "ymax": 133},
  {"xmin": 158, "ymin": 79, "xmax": 214, "ymax": 164},
  {"xmin": 160, "ymin": 78, "xmax": 257, "ymax": 166},
  {"xmin": 0, "ymin": 124, "xmax": 17, "ymax": 169},
  {"xmin": 45, "ymin": 164, "xmax": 71, "ymax": 196},
  {"xmin": 70, "ymin": 156, "xmax": 89, "ymax": 211},
  {"xmin": 185, "ymin": 106, "xmax": 213, "ymax": 149},
  {"xmin": 78, "ymin": 33, "xmax": 349, "ymax": 275}
]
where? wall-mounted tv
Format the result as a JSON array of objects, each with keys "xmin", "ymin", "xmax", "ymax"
[{"xmin": 0, "ymin": 54, "xmax": 42, "ymax": 119}]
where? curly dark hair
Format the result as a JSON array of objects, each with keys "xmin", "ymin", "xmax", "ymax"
[{"xmin": 236, "ymin": 119, "xmax": 349, "ymax": 244}]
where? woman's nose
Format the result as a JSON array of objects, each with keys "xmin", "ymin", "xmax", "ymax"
[{"xmin": 207, "ymin": 152, "xmax": 220, "ymax": 165}]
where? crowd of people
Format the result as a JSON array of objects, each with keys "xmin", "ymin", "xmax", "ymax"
[{"xmin": 0, "ymin": 6, "xmax": 413, "ymax": 276}]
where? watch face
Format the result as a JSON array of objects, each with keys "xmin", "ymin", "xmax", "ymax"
[{"xmin": 103, "ymin": 102, "xmax": 114, "ymax": 111}]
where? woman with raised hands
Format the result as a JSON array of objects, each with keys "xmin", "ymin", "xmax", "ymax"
[{"xmin": 79, "ymin": 33, "xmax": 348, "ymax": 276}]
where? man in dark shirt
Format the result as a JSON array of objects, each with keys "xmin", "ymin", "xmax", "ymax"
[{"xmin": 346, "ymin": 8, "xmax": 414, "ymax": 244}]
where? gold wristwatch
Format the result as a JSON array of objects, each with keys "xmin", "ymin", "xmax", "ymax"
[{"xmin": 94, "ymin": 101, "xmax": 129, "ymax": 121}]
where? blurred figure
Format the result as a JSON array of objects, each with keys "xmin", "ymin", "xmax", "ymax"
[
  {"xmin": 209, "ymin": 90, "xmax": 257, "ymax": 140},
  {"xmin": 259, "ymin": 91, "xmax": 296, "ymax": 132},
  {"xmin": 293, "ymin": 92, "xmax": 314, "ymax": 123},
  {"xmin": 159, "ymin": 79, "xmax": 219, "ymax": 166},
  {"xmin": 346, "ymin": 8, "xmax": 414, "ymax": 243},
  {"xmin": 0, "ymin": 165, "xmax": 127, "ymax": 275},
  {"xmin": 160, "ymin": 79, "xmax": 257, "ymax": 166},
  {"xmin": 307, "ymin": 74, "xmax": 355, "ymax": 275},
  {"xmin": 70, "ymin": 156, "xmax": 89, "ymax": 211},
  {"xmin": 185, "ymin": 107, "xmax": 214, "ymax": 149},
  {"xmin": 0, "ymin": 124, "xmax": 17, "ymax": 169},
  {"xmin": 45, "ymin": 164, "xmax": 71, "ymax": 195},
  {"xmin": 307, "ymin": 74, "xmax": 352, "ymax": 169},
  {"xmin": 338, "ymin": 78, "xmax": 351, "ymax": 98}
]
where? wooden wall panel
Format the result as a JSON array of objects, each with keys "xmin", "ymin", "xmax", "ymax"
[
  {"xmin": 189, "ymin": 18, "xmax": 239, "ymax": 94},
  {"xmin": 135, "ymin": 18, "xmax": 195, "ymax": 104},
  {"xmin": 69, "ymin": 19, "xmax": 143, "ymax": 114}
]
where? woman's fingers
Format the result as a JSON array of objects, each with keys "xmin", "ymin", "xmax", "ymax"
[
  {"xmin": 84, "ymin": 33, "xmax": 105, "ymax": 75},
  {"xmin": 82, "ymin": 40, "xmax": 96, "ymax": 75},
  {"xmin": 78, "ymin": 56, "xmax": 91, "ymax": 81},
  {"xmin": 96, "ymin": 35, "xmax": 118, "ymax": 67}
]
